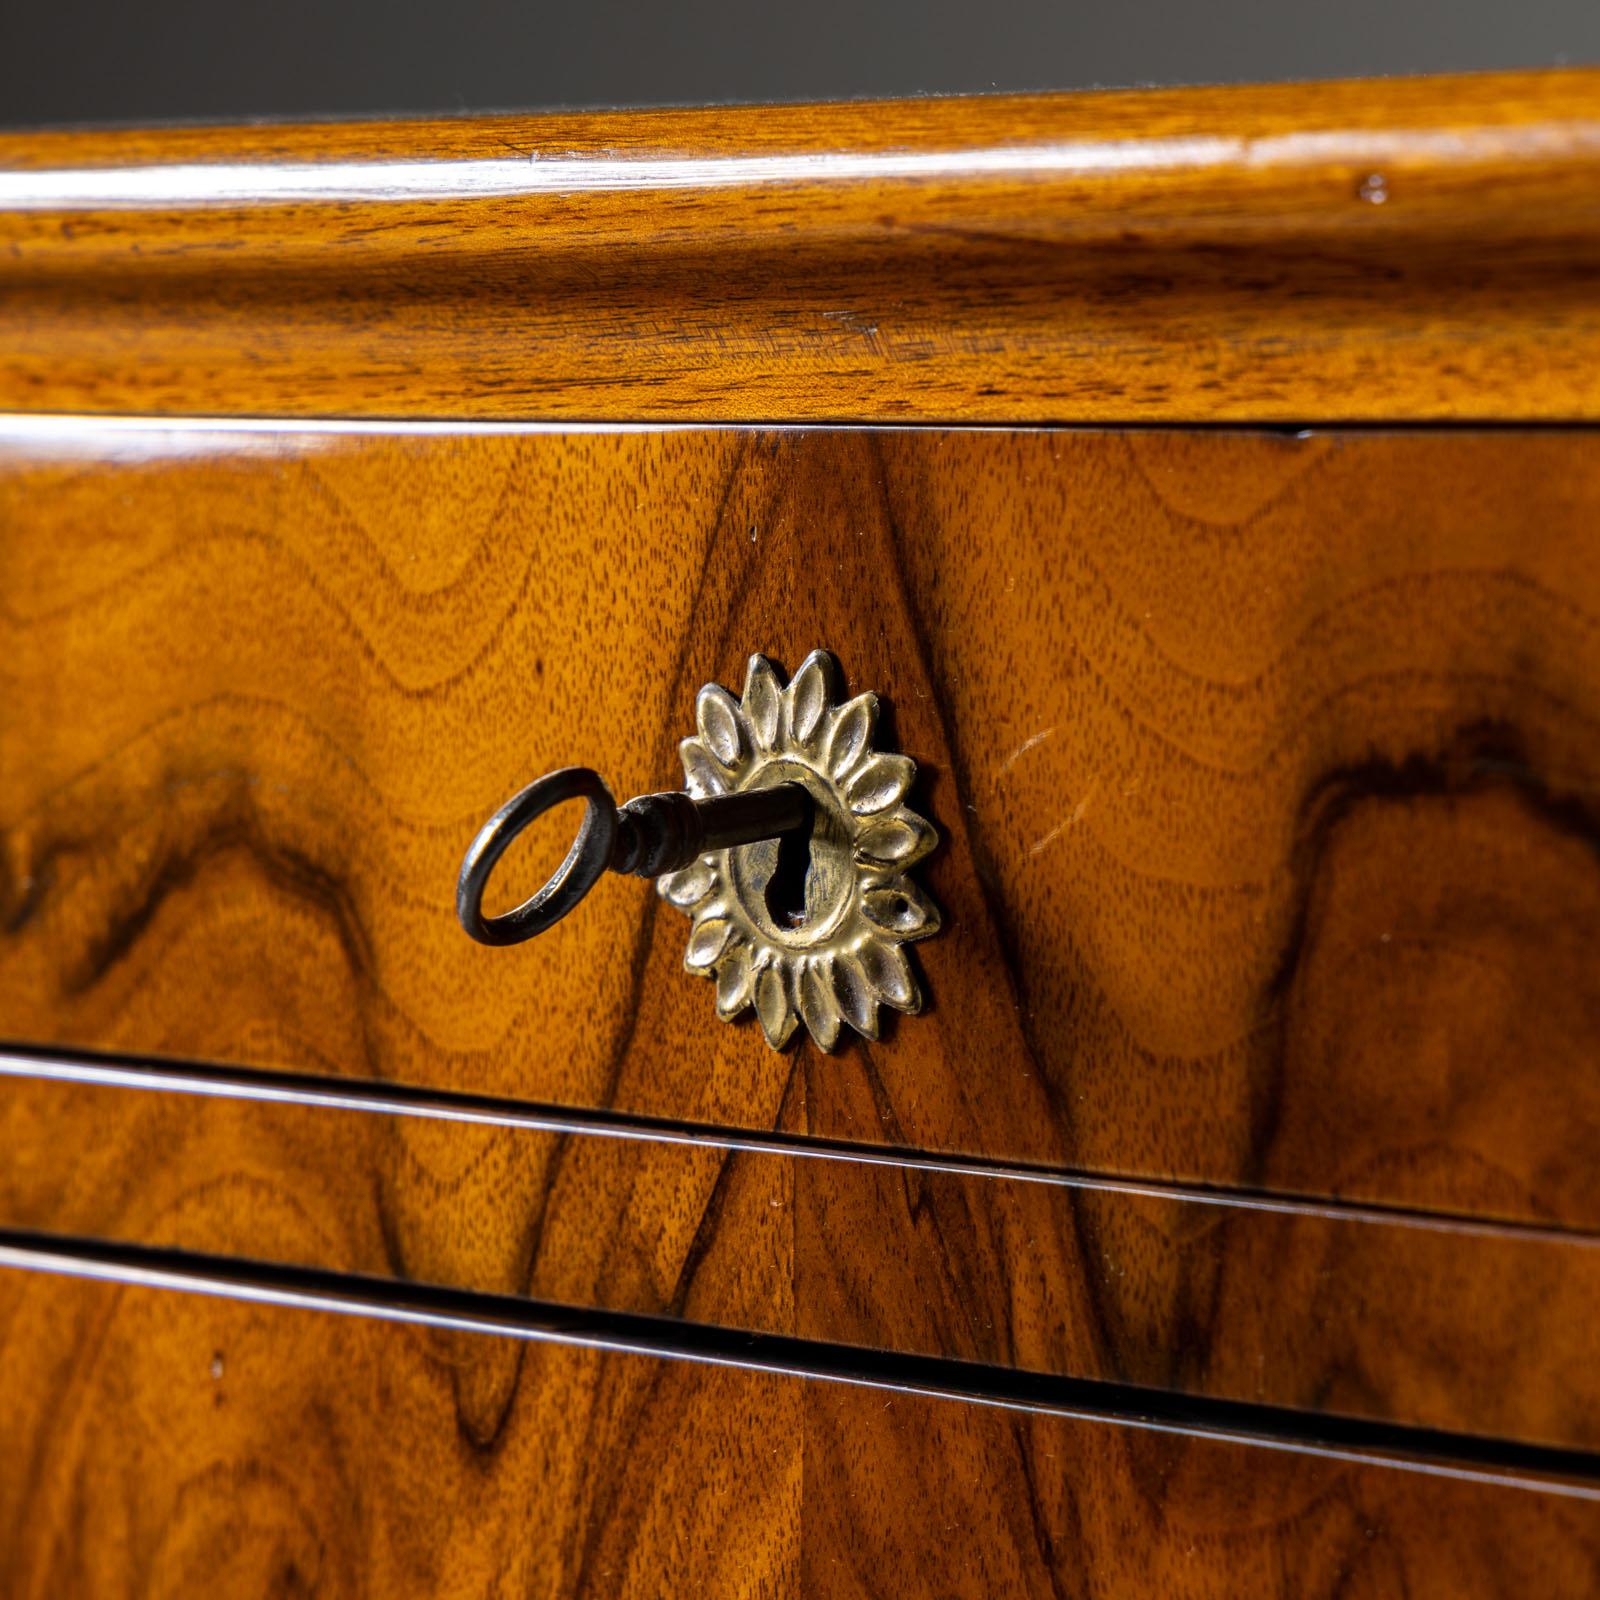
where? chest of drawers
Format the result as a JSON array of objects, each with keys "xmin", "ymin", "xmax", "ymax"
[{"xmin": 3, "ymin": 68, "xmax": 1600, "ymax": 1597}]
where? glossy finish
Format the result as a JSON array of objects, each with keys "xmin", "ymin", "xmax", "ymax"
[
  {"xmin": 2, "ymin": 71, "xmax": 1600, "ymax": 421},
  {"xmin": 5, "ymin": 420, "xmax": 1600, "ymax": 1230},
  {"xmin": 6, "ymin": 71, "xmax": 1600, "ymax": 1595},
  {"xmin": 1, "ymin": 1265, "xmax": 1597, "ymax": 1597},
  {"xmin": 4, "ymin": 1054, "xmax": 1600, "ymax": 1448}
]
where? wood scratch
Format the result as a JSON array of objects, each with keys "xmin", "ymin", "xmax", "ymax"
[
  {"xmin": 993, "ymin": 725, "xmax": 1057, "ymax": 790},
  {"xmin": 1028, "ymin": 779, "xmax": 1099, "ymax": 855}
]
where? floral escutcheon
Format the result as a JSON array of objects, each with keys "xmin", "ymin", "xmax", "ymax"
[{"xmin": 657, "ymin": 651, "xmax": 941, "ymax": 1050}]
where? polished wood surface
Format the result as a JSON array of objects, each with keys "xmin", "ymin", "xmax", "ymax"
[
  {"xmin": 5, "ymin": 421, "xmax": 1600, "ymax": 1234},
  {"xmin": 9, "ymin": 416, "xmax": 1600, "ymax": 1233},
  {"xmin": 0, "ymin": 1266, "xmax": 1596, "ymax": 1598},
  {"xmin": 3, "ymin": 71, "xmax": 1600, "ymax": 422},
  {"xmin": 4, "ymin": 1062, "xmax": 1600, "ymax": 1448},
  {"xmin": 6, "ymin": 69, "xmax": 1600, "ymax": 1596}
]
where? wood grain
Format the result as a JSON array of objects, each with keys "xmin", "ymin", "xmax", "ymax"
[
  {"xmin": 5, "ymin": 421, "xmax": 1600, "ymax": 1231},
  {"xmin": 4, "ymin": 1061, "xmax": 1600, "ymax": 1449},
  {"xmin": 3, "ymin": 70, "xmax": 1600, "ymax": 422},
  {"xmin": 1, "ymin": 1264, "xmax": 1597, "ymax": 1598}
]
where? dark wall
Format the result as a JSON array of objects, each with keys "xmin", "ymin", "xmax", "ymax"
[{"xmin": 3, "ymin": 0, "xmax": 1598, "ymax": 129}]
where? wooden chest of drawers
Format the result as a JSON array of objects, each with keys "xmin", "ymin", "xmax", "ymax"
[{"xmin": 3, "ymin": 68, "xmax": 1600, "ymax": 1597}]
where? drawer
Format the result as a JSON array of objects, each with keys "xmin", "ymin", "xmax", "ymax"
[{"xmin": 3, "ymin": 419, "xmax": 1600, "ymax": 1232}]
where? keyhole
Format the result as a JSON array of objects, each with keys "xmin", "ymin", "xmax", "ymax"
[{"xmin": 764, "ymin": 817, "xmax": 814, "ymax": 928}]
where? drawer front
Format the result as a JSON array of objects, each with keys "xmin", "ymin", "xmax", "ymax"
[{"xmin": 4, "ymin": 419, "xmax": 1600, "ymax": 1232}]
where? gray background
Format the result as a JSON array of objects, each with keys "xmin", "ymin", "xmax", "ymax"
[{"xmin": 2, "ymin": 0, "xmax": 1598, "ymax": 130}]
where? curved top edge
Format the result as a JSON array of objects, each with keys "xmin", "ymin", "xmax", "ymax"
[
  {"xmin": 2, "ymin": 67, "xmax": 1599, "ymax": 423},
  {"xmin": 1, "ymin": 66, "xmax": 1597, "ymax": 179}
]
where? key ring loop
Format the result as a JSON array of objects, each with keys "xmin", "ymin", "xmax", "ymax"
[{"xmin": 456, "ymin": 766, "xmax": 618, "ymax": 945}]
